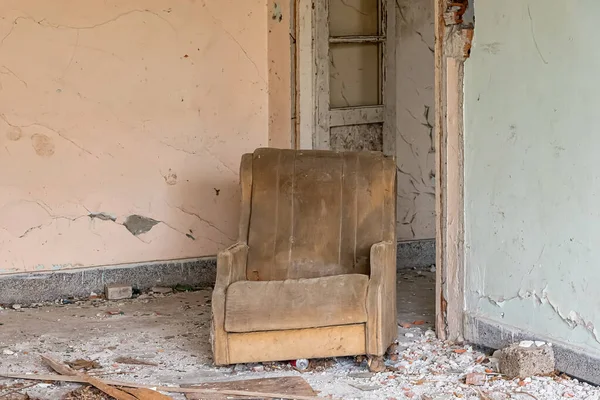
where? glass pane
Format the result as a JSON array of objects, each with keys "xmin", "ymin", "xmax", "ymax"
[
  {"xmin": 330, "ymin": 0, "xmax": 378, "ymax": 37},
  {"xmin": 329, "ymin": 43, "xmax": 380, "ymax": 108}
]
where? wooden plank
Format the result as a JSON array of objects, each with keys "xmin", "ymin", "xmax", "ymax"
[
  {"xmin": 382, "ymin": 0, "xmax": 397, "ymax": 157},
  {"xmin": 329, "ymin": 106, "xmax": 383, "ymax": 126},
  {"xmin": 296, "ymin": 0, "xmax": 316, "ymax": 149},
  {"xmin": 122, "ymin": 387, "xmax": 173, "ymax": 400},
  {"xmin": 41, "ymin": 356, "xmax": 138, "ymax": 400},
  {"xmin": 314, "ymin": 0, "xmax": 330, "ymax": 149},
  {"xmin": 329, "ymin": 35, "xmax": 385, "ymax": 43},
  {"xmin": 184, "ymin": 377, "xmax": 316, "ymax": 400},
  {"xmin": 227, "ymin": 324, "xmax": 366, "ymax": 364},
  {"xmin": 434, "ymin": 0, "xmax": 447, "ymax": 340},
  {"xmin": 0, "ymin": 374, "xmax": 319, "ymax": 400},
  {"xmin": 445, "ymin": 57, "xmax": 465, "ymax": 341}
]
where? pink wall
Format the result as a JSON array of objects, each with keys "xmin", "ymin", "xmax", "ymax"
[{"xmin": 0, "ymin": 0, "xmax": 276, "ymax": 273}]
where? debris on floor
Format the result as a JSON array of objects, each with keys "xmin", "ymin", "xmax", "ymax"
[
  {"xmin": 1, "ymin": 271, "xmax": 599, "ymax": 399},
  {"xmin": 498, "ymin": 341, "xmax": 555, "ymax": 379}
]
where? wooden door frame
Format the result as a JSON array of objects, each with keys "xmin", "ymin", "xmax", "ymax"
[
  {"xmin": 294, "ymin": 0, "xmax": 396, "ymax": 156},
  {"xmin": 434, "ymin": 0, "xmax": 472, "ymax": 341}
]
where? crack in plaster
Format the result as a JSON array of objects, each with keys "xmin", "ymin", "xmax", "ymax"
[
  {"xmin": 159, "ymin": 140, "xmax": 236, "ymax": 175},
  {"xmin": 477, "ymin": 288, "xmax": 600, "ymax": 343},
  {"xmin": 174, "ymin": 205, "xmax": 235, "ymax": 242},
  {"xmin": 0, "ymin": 113, "xmax": 97, "ymax": 158},
  {"xmin": 395, "ymin": 0, "xmax": 434, "ymax": 52},
  {"xmin": 201, "ymin": 0, "xmax": 266, "ymax": 84},
  {"xmin": 0, "ymin": 65, "xmax": 28, "ymax": 88},
  {"xmin": 527, "ymin": 6, "xmax": 548, "ymax": 65}
]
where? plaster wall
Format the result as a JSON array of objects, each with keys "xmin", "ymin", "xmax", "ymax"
[
  {"xmin": 464, "ymin": 0, "xmax": 600, "ymax": 351},
  {"xmin": 395, "ymin": 0, "xmax": 435, "ymax": 240},
  {"xmin": 0, "ymin": 0, "xmax": 271, "ymax": 273}
]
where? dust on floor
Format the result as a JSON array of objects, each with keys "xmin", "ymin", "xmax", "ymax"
[{"xmin": 0, "ymin": 270, "xmax": 598, "ymax": 399}]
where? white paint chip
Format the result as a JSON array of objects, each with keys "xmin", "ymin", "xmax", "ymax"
[{"xmin": 519, "ymin": 340, "xmax": 534, "ymax": 348}]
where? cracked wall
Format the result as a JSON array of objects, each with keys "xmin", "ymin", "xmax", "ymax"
[
  {"xmin": 0, "ymin": 0, "xmax": 269, "ymax": 273},
  {"xmin": 395, "ymin": 0, "xmax": 435, "ymax": 240},
  {"xmin": 464, "ymin": 1, "xmax": 600, "ymax": 350}
]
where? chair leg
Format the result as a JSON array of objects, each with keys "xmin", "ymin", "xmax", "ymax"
[{"xmin": 367, "ymin": 355, "xmax": 386, "ymax": 373}]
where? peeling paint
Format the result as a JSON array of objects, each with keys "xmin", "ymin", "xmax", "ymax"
[
  {"xmin": 123, "ymin": 215, "xmax": 160, "ymax": 236},
  {"xmin": 477, "ymin": 288, "xmax": 600, "ymax": 344},
  {"xmin": 88, "ymin": 212, "xmax": 116, "ymax": 222},
  {"xmin": 272, "ymin": 2, "xmax": 283, "ymax": 22}
]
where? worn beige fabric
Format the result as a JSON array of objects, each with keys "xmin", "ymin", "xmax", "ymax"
[
  {"xmin": 246, "ymin": 148, "xmax": 396, "ymax": 281},
  {"xmin": 211, "ymin": 148, "xmax": 397, "ymax": 365},
  {"xmin": 225, "ymin": 274, "xmax": 368, "ymax": 333}
]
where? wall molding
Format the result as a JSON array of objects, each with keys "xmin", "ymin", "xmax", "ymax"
[
  {"xmin": 0, "ymin": 239, "xmax": 434, "ymax": 304},
  {"xmin": 0, "ymin": 258, "xmax": 216, "ymax": 305}
]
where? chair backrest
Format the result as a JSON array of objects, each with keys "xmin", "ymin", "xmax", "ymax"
[{"xmin": 239, "ymin": 148, "xmax": 396, "ymax": 281}]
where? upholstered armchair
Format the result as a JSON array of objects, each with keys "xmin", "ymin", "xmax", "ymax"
[{"xmin": 211, "ymin": 148, "xmax": 397, "ymax": 368}]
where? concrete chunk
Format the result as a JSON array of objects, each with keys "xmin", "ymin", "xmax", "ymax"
[
  {"xmin": 499, "ymin": 342, "xmax": 555, "ymax": 378},
  {"xmin": 105, "ymin": 284, "xmax": 132, "ymax": 300}
]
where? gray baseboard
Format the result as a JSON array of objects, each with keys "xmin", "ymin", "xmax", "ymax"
[
  {"xmin": 396, "ymin": 239, "xmax": 435, "ymax": 269},
  {"xmin": 465, "ymin": 314, "xmax": 600, "ymax": 385},
  {"xmin": 0, "ymin": 239, "xmax": 434, "ymax": 305},
  {"xmin": 0, "ymin": 257, "xmax": 216, "ymax": 305}
]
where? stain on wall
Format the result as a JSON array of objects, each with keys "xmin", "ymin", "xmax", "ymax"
[
  {"xmin": 395, "ymin": 0, "xmax": 435, "ymax": 240},
  {"xmin": 0, "ymin": 0, "xmax": 269, "ymax": 273}
]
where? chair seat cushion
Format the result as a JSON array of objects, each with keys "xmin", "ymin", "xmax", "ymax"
[{"xmin": 224, "ymin": 274, "xmax": 369, "ymax": 333}]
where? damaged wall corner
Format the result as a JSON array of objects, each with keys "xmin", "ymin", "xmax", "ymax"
[{"xmin": 461, "ymin": 0, "xmax": 600, "ymax": 384}]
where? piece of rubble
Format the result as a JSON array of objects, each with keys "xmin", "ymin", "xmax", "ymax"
[
  {"xmin": 499, "ymin": 342, "xmax": 555, "ymax": 379},
  {"xmin": 151, "ymin": 286, "xmax": 173, "ymax": 294},
  {"xmin": 104, "ymin": 284, "xmax": 132, "ymax": 300},
  {"xmin": 465, "ymin": 372, "xmax": 486, "ymax": 386}
]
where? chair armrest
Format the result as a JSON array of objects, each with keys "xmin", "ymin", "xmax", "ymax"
[
  {"xmin": 211, "ymin": 242, "xmax": 248, "ymax": 365},
  {"xmin": 366, "ymin": 241, "xmax": 397, "ymax": 356},
  {"xmin": 215, "ymin": 242, "xmax": 249, "ymax": 289}
]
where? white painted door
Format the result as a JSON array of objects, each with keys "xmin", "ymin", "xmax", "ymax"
[{"xmin": 312, "ymin": 0, "xmax": 395, "ymax": 155}]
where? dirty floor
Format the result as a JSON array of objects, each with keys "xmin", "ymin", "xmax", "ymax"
[{"xmin": 1, "ymin": 269, "xmax": 598, "ymax": 399}]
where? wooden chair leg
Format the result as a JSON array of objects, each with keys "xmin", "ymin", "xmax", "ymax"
[{"xmin": 367, "ymin": 355, "xmax": 386, "ymax": 373}]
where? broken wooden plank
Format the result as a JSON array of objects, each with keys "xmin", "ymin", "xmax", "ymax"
[
  {"xmin": 0, "ymin": 373, "xmax": 319, "ymax": 400},
  {"xmin": 41, "ymin": 356, "xmax": 139, "ymax": 400},
  {"xmin": 183, "ymin": 376, "xmax": 316, "ymax": 400},
  {"xmin": 121, "ymin": 387, "xmax": 173, "ymax": 400}
]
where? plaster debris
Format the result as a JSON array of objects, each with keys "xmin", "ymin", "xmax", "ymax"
[
  {"xmin": 519, "ymin": 340, "xmax": 534, "ymax": 348},
  {"xmin": 0, "ymin": 285, "xmax": 598, "ymax": 399},
  {"xmin": 104, "ymin": 284, "xmax": 133, "ymax": 300},
  {"xmin": 500, "ymin": 342, "xmax": 555, "ymax": 379}
]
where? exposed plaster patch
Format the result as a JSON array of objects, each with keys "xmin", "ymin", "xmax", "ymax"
[
  {"xmin": 272, "ymin": 3, "xmax": 283, "ymax": 22},
  {"xmin": 123, "ymin": 215, "xmax": 160, "ymax": 236},
  {"xmin": 88, "ymin": 212, "xmax": 117, "ymax": 222},
  {"xmin": 31, "ymin": 134, "xmax": 55, "ymax": 157},
  {"xmin": 477, "ymin": 289, "xmax": 600, "ymax": 343}
]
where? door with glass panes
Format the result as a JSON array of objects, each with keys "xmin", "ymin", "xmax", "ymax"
[{"xmin": 313, "ymin": 0, "xmax": 395, "ymax": 155}]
